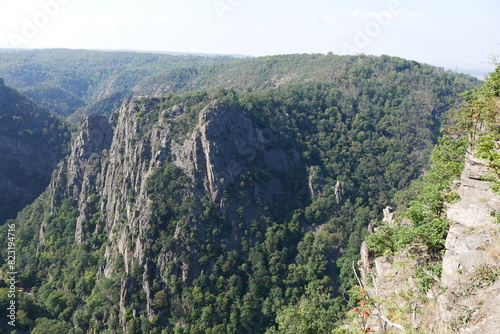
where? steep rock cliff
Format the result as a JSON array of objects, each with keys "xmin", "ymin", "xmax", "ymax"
[
  {"xmin": 40, "ymin": 96, "xmax": 301, "ymax": 328},
  {"xmin": 9, "ymin": 71, "xmax": 479, "ymax": 332},
  {"xmin": 358, "ymin": 153, "xmax": 500, "ymax": 333},
  {"xmin": 438, "ymin": 152, "xmax": 500, "ymax": 333}
]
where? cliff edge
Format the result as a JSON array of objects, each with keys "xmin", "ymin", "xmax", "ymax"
[
  {"xmin": 358, "ymin": 151, "xmax": 500, "ymax": 333},
  {"xmin": 439, "ymin": 152, "xmax": 500, "ymax": 333}
]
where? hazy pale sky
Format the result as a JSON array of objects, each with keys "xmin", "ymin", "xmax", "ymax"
[{"xmin": 0, "ymin": 0, "xmax": 499, "ymax": 74}]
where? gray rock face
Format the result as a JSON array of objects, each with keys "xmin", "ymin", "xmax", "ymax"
[
  {"xmin": 457, "ymin": 280, "xmax": 500, "ymax": 334},
  {"xmin": 441, "ymin": 153, "xmax": 500, "ymax": 287},
  {"xmin": 382, "ymin": 206, "xmax": 394, "ymax": 223},
  {"xmin": 438, "ymin": 153, "xmax": 500, "ymax": 332},
  {"xmin": 43, "ymin": 99, "xmax": 300, "ymax": 326},
  {"xmin": 73, "ymin": 114, "xmax": 113, "ymax": 159},
  {"xmin": 358, "ymin": 152, "xmax": 500, "ymax": 333}
]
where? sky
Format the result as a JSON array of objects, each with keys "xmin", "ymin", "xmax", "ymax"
[{"xmin": 0, "ymin": 0, "xmax": 499, "ymax": 76}]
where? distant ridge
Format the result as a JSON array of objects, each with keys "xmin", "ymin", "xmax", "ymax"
[
  {"xmin": 0, "ymin": 48, "xmax": 491, "ymax": 77},
  {"xmin": 0, "ymin": 47, "xmax": 252, "ymax": 59},
  {"xmin": 90, "ymin": 48, "xmax": 253, "ymax": 58}
]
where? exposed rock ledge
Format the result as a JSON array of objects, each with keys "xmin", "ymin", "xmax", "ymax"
[
  {"xmin": 439, "ymin": 152, "xmax": 500, "ymax": 333},
  {"xmin": 358, "ymin": 151, "xmax": 500, "ymax": 333}
]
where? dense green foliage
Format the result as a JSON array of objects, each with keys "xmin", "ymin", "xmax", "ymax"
[
  {"xmin": 67, "ymin": 91, "xmax": 134, "ymax": 122},
  {"xmin": 0, "ymin": 49, "xmax": 234, "ymax": 118},
  {"xmin": 134, "ymin": 53, "xmax": 478, "ymax": 99},
  {"xmin": 337, "ymin": 63, "xmax": 500, "ymax": 334},
  {"xmin": 365, "ymin": 65, "xmax": 500, "ymax": 259},
  {"xmin": 22, "ymin": 84, "xmax": 86, "ymax": 117},
  {"xmin": 0, "ymin": 50, "xmax": 479, "ymax": 124},
  {"xmin": 1, "ymin": 55, "xmax": 481, "ymax": 333},
  {"xmin": 365, "ymin": 134, "xmax": 467, "ymax": 256},
  {"xmin": 0, "ymin": 49, "xmax": 233, "ymax": 102},
  {"xmin": 453, "ymin": 64, "xmax": 500, "ymax": 191},
  {"xmin": 0, "ymin": 80, "xmax": 72, "ymax": 224}
]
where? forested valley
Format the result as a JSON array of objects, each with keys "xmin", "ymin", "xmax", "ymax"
[{"xmin": 0, "ymin": 49, "xmax": 486, "ymax": 333}]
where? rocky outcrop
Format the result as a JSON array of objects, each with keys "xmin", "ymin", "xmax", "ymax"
[
  {"xmin": 358, "ymin": 207, "xmax": 436, "ymax": 333},
  {"xmin": 42, "ymin": 98, "xmax": 301, "ymax": 328},
  {"xmin": 358, "ymin": 152, "xmax": 500, "ymax": 333},
  {"xmin": 438, "ymin": 152, "xmax": 500, "ymax": 333}
]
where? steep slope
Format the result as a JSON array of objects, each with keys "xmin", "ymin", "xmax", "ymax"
[
  {"xmin": 350, "ymin": 65, "xmax": 500, "ymax": 334},
  {"xmin": 0, "ymin": 78, "xmax": 71, "ymax": 224},
  {"xmin": 2, "ymin": 59, "xmax": 480, "ymax": 333},
  {"xmin": 21, "ymin": 84, "xmax": 86, "ymax": 117},
  {"xmin": 10, "ymin": 95, "xmax": 308, "ymax": 333},
  {"xmin": 354, "ymin": 152, "xmax": 500, "ymax": 334},
  {"xmin": 67, "ymin": 91, "xmax": 134, "ymax": 122},
  {"xmin": 439, "ymin": 152, "xmax": 500, "ymax": 333}
]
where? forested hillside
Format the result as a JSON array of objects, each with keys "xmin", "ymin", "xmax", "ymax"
[
  {"xmin": 0, "ymin": 49, "xmax": 233, "ymax": 119},
  {"xmin": 132, "ymin": 53, "xmax": 470, "ymax": 97},
  {"xmin": 334, "ymin": 64, "xmax": 500, "ymax": 333},
  {"xmin": 0, "ymin": 78, "xmax": 71, "ymax": 224},
  {"xmin": 0, "ymin": 55, "xmax": 481, "ymax": 333},
  {"xmin": 0, "ymin": 50, "xmax": 479, "ymax": 124}
]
